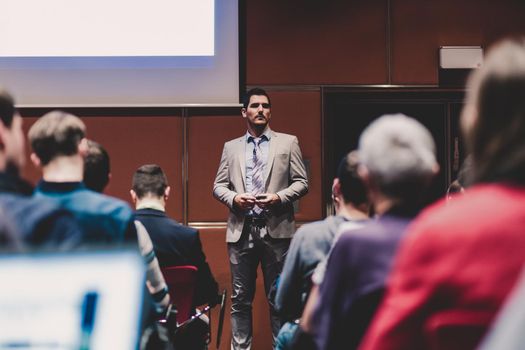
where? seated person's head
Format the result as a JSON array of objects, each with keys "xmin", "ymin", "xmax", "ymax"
[
  {"xmin": 28, "ymin": 110, "xmax": 86, "ymax": 167},
  {"xmin": 0, "ymin": 88, "xmax": 25, "ymax": 172},
  {"xmin": 0, "ymin": 88, "xmax": 16, "ymax": 128},
  {"xmin": 358, "ymin": 114, "xmax": 438, "ymax": 208},
  {"xmin": 333, "ymin": 151, "xmax": 369, "ymax": 214},
  {"xmin": 461, "ymin": 38, "xmax": 525, "ymax": 185},
  {"xmin": 84, "ymin": 140, "xmax": 110, "ymax": 193},
  {"xmin": 130, "ymin": 164, "xmax": 170, "ymax": 205}
]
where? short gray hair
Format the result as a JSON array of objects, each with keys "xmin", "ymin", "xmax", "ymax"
[{"xmin": 358, "ymin": 114, "xmax": 437, "ymax": 200}]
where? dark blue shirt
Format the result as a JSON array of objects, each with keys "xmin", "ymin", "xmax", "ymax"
[
  {"xmin": 34, "ymin": 181, "xmax": 136, "ymax": 245},
  {"xmin": 0, "ymin": 172, "xmax": 82, "ymax": 249}
]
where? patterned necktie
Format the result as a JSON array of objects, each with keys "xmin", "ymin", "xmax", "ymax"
[{"xmin": 251, "ymin": 137, "xmax": 264, "ymax": 215}]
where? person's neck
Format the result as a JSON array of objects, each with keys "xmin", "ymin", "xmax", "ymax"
[
  {"xmin": 0, "ymin": 156, "xmax": 19, "ymax": 176},
  {"xmin": 373, "ymin": 195, "xmax": 398, "ymax": 216},
  {"xmin": 247, "ymin": 125, "xmax": 268, "ymax": 138},
  {"xmin": 136, "ymin": 196, "xmax": 166, "ymax": 212},
  {"xmin": 42, "ymin": 156, "xmax": 84, "ymax": 182},
  {"xmin": 337, "ymin": 202, "xmax": 369, "ymax": 221},
  {"xmin": 0, "ymin": 156, "xmax": 7, "ymax": 174}
]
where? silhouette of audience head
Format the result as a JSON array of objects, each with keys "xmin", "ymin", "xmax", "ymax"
[
  {"xmin": 0, "ymin": 88, "xmax": 16, "ymax": 127},
  {"xmin": 332, "ymin": 151, "xmax": 369, "ymax": 214},
  {"xmin": 461, "ymin": 38, "xmax": 525, "ymax": 186},
  {"xmin": 84, "ymin": 140, "xmax": 110, "ymax": 193},
  {"xmin": 357, "ymin": 114, "xmax": 438, "ymax": 211},
  {"xmin": 130, "ymin": 164, "xmax": 170, "ymax": 203},
  {"xmin": 0, "ymin": 88, "xmax": 26, "ymax": 173},
  {"xmin": 28, "ymin": 110, "xmax": 87, "ymax": 167}
]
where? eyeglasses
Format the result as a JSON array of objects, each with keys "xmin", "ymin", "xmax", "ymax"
[{"xmin": 249, "ymin": 103, "xmax": 271, "ymax": 109}]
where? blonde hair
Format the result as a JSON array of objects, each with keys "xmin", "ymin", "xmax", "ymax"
[{"xmin": 28, "ymin": 110, "xmax": 86, "ymax": 165}]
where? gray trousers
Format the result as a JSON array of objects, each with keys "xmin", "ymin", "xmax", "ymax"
[{"xmin": 227, "ymin": 221, "xmax": 290, "ymax": 350}]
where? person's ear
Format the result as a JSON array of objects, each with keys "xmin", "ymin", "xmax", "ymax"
[
  {"xmin": 78, "ymin": 138, "xmax": 89, "ymax": 157},
  {"xmin": 432, "ymin": 163, "xmax": 440, "ymax": 175},
  {"xmin": 130, "ymin": 189, "xmax": 137, "ymax": 203},
  {"xmin": 164, "ymin": 186, "xmax": 171, "ymax": 201},
  {"xmin": 332, "ymin": 178, "xmax": 341, "ymax": 199},
  {"xmin": 241, "ymin": 108, "xmax": 247, "ymax": 119},
  {"xmin": 30, "ymin": 153, "xmax": 41, "ymax": 168}
]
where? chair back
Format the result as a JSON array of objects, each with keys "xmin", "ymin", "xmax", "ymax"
[
  {"xmin": 424, "ymin": 310, "xmax": 493, "ymax": 350},
  {"xmin": 161, "ymin": 265, "xmax": 198, "ymax": 324}
]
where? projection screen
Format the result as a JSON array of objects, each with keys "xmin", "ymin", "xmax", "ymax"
[{"xmin": 0, "ymin": 0, "xmax": 239, "ymax": 107}]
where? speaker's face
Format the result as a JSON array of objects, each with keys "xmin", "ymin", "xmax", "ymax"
[{"xmin": 242, "ymin": 95, "xmax": 272, "ymax": 131}]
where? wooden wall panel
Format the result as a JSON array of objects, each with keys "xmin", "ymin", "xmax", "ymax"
[
  {"xmin": 187, "ymin": 91, "xmax": 322, "ymax": 223},
  {"xmin": 187, "ymin": 115, "xmax": 246, "ymax": 222},
  {"xmin": 20, "ymin": 117, "xmax": 41, "ymax": 186},
  {"xmin": 247, "ymin": 0, "xmax": 387, "ymax": 85},
  {"xmin": 266, "ymin": 90, "xmax": 323, "ymax": 221},
  {"xmin": 21, "ymin": 115, "xmax": 184, "ymax": 222},
  {"xmin": 391, "ymin": 0, "xmax": 525, "ymax": 84},
  {"xmin": 199, "ymin": 227, "xmax": 273, "ymax": 350}
]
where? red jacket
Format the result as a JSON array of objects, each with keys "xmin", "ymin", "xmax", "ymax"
[{"xmin": 360, "ymin": 184, "xmax": 525, "ymax": 350}]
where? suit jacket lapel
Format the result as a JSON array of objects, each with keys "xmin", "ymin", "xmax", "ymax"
[{"xmin": 265, "ymin": 130, "xmax": 277, "ymax": 187}]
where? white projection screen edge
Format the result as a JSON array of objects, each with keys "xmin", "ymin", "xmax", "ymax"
[{"xmin": 0, "ymin": 0, "xmax": 240, "ymax": 107}]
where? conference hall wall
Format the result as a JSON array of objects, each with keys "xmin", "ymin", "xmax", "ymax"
[{"xmin": 18, "ymin": 1, "xmax": 525, "ymax": 348}]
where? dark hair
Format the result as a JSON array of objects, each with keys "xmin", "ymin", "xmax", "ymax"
[
  {"xmin": 28, "ymin": 110, "xmax": 86, "ymax": 166},
  {"xmin": 132, "ymin": 164, "xmax": 168, "ymax": 199},
  {"xmin": 0, "ymin": 88, "xmax": 16, "ymax": 128},
  {"xmin": 242, "ymin": 87, "xmax": 271, "ymax": 109},
  {"xmin": 83, "ymin": 140, "xmax": 110, "ymax": 193},
  {"xmin": 336, "ymin": 151, "xmax": 368, "ymax": 206},
  {"xmin": 465, "ymin": 38, "xmax": 525, "ymax": 185}
]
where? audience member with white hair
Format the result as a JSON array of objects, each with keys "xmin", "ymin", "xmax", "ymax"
[{"xmin": 310, "ymin": 114, "xmax": 438, "ymax": 350}]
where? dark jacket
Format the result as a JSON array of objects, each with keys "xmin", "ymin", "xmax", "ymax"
[
  {"xmin": 134, "ymin": 208, "xmax": 219, "ymax": 306},
  {"xmin": 34, "ymin": 181, "xmax": 136, "ymax": 245},
  {"xmin": 0, "ymin": 172, "xmax": 81, "ymax": 249}
]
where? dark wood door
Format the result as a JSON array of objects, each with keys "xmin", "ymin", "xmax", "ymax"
[{"xmin": 324, "ymin": 88, "xmax": 465, "ymax": 209}]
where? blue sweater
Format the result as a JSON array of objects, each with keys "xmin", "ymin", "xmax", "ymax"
[{"xmin": 34, "ymin": 181, "xmax": 135, "ymax": 245}]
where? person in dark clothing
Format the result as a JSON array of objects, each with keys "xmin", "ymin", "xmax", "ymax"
[
  {"xmin": 0, "ymin": 88, "xmax": 81, "ymax": 249},
  {"xmin": 131, "ymin": 164, "xmax": 220, "ymax": 307}
]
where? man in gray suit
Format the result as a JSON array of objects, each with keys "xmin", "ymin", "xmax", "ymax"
[{"xmin": 213, "ymin": 87, "xmax": 308, "ymax": 349}]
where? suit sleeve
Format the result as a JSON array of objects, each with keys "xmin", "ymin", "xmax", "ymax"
[
  {"xmin": 213, "ymin": 143, "xmax": 238, "ymax": 210},
  {"xmin": 276, "ymin": 136, "xmax": 309, "ymax": 204}
]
